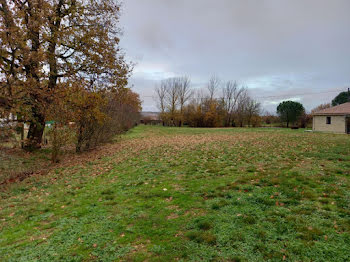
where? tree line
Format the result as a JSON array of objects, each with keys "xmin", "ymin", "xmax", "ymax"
[
  {"xmin": 0, "ymin": 0, "xmax": 140, "ymax": 160},
  {"xmin": 155, "ymin": 76, "xmax": 261, "ymax": 128},
  {"xmin": 155, "ymin": 76, "xmax": 350, "ymax": 129}
]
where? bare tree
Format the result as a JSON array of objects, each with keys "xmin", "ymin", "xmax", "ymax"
[
  {"xmin": 164, "ymin": 78, "xmax": 179, "ymax": 115},
  {"xmin": 245, "ymin": 97, "xmax": 261, "ymax": 126},
  {"xmin": 178, "ymin": 76, "xmax": 192, "ymax": 112},
  {"xmin": 178, "ymin": 76, "xmax": 192, "ymax": 126},
  {"xmin": 311, "ymin": 103, "xmax": 331, "ymax": 114},
  {"xmin": 193, "ymin": 88, "xmax": 206, "ymax": 106},
  {"xmin": 155, "ymin": 82, "xmax": 167, "ymax": 113},
  {"xmin": 222, "ymin": 81, "xmax": 244, "ymax": 126},
  {"xmin": 234, "ymin": 88, "xmax": 261, "ymax": 127},
  {"xmin": 207, "ymin": 75, "xmax": 221, "ymax": 101},
  {"xmin": 235, "ymin": 88, "xmax": 249, "ymax": 127},
  {"xmin": 154, "ymin": 76, "xmax": 193, "ymax": 126},
  {"xmin": 153, "ymin": 78, "xmax": 180, "ymax": 126}
]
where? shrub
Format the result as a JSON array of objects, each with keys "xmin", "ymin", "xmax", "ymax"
[{"xmin": 47, "ymin": 123, "xmax": 75, "ymax": 163}]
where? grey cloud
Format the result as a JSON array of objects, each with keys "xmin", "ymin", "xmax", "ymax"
[{"xmin": 119, "ymin": 0, "xmax": 350, "ymax": 112}]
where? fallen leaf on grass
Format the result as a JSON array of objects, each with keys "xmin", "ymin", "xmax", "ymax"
[
  {"xmin": 167, "ymin": 213, "xmax": 179, "ymax": 220},
  {"xmin": 165, "ymin": 196, "xmax": 173, "ymax": 202}
]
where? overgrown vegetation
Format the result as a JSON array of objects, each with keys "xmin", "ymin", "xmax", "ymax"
[
  {"xmin": 1, "ymin": 125, "xmax": 349, "ymax": 261},
  {"xmin": 0, "ymin": 0, "xmax": 139, "ymax": 153}
]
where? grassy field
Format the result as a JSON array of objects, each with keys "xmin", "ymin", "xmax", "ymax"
[{"xmin": 1, "ymin": 125, "xmax": 350, "ymax": 261}]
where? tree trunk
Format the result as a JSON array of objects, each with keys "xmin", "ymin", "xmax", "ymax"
[
  {"xmin": 76, "ymin": 125, "xmax": 84, "ymax": 153},
  {"xmin": 24, "ymin": 109, "xmax": 45, "ymax": 151},
  {"xmin": 51, "ymin": 122, "xmax": 59, "ymax": 163},
  {"xmin": 20, "ymin": 122, "xmax": 24, "ymax": 149}
]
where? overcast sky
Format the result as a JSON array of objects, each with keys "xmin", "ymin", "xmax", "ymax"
[{"xmin": 119, "ymin": 0, "xmax": 350, "ymax": 113}]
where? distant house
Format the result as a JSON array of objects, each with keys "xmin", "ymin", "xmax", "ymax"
[
  {"xmin": 140, "ymin": 112, "xmax": 162, "ymax": 125},
  {"xmin": 312, "ymin": 102, "xmax": 350, "ymax": 134}
]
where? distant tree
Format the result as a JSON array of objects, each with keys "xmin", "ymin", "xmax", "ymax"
[
  {"xmin": 261, "ymin": 111, "xmax": 278, "ymax": 126},
  {"xmin": 245, "ymin": 97, "xmax": 261, "ymax": 127},
  {"xmin": 221, "ymin": 81, "xmax": 244, "ymax": 127},
  {"xmin": 207, "ymin": 75, "xmax": 221, "ymax": 101},
  {"xmin": 235, "ymin": 89, "xmax": 249, "ymax": 127},
  {"xmin": 157, "ymin": 76, "xmax": 261, "ymax": 128},
  {"xmin": 154, "ymin": 76, "xmax": 193, "ymax": 127},
  {"xmin": 164, "ymin": 78, "xmax": 180, "ymax": 126},
  {"xmin": 311, "ymin": 103, "xmax": 331, "ymax": 114},
  {"xmin": 155, "ymin": 83, "xmax": 167, "ymax": 114},
  {"xmin": 332, "ymin": 90, "xmax": 350, "ymax": 106},
  {"xmin": 299, "ymin": 112, "xmax": 312, "ymax": 128},
  {"xmin": 277, "ymin": 101, "xmax": 305, "ymax": 128},
  {"xmin": 177, "ymin": 76, "xmax": 192, "ymax": 126}
]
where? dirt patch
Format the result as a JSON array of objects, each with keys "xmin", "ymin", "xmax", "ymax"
[{"xmin": 167, "ymin": 213, "xmax": 179, "ymax": 220}]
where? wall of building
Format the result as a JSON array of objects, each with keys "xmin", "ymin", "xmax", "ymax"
[{"xmin": 313, "ymin": 115, "xmax": 346, "ymax": 133}]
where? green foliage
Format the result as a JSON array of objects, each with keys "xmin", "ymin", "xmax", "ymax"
[
  {"xmin": 277, "ymin": 100, "xmax": 305, "ymax": 127},
  {"xmin": 332, "ymin": 91, "xmax": 350, "ymax": 106}
]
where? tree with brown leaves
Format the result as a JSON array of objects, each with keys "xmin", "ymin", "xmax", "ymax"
[
  {"xmin": 311, "ymin": 103, "xmax": 331, "ymax": 114},
  {"xmin": 0, "ymin": 0, "xmax": 130, "ymax": 150}
]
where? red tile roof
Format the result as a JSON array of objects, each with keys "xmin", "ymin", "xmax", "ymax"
[{"xmin": 313, "ymin": 102, "xmax": 350, "ymax": 115}]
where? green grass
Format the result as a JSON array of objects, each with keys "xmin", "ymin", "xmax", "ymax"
[{"xmin": 1, "ymin": 125, "xmax": 350, "ymax": 261}]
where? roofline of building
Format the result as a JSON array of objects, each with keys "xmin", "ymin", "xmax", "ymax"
[{"xmin": 313, "ymin": 113, "xmax": 350, "ymax": 116}]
